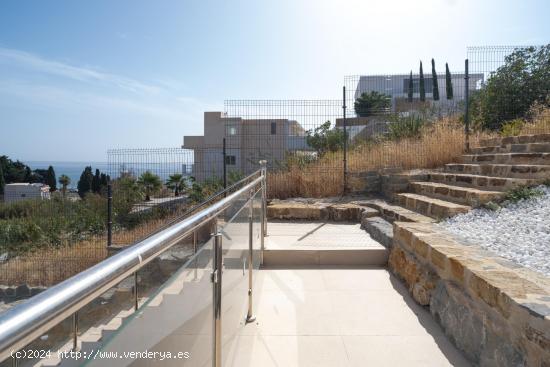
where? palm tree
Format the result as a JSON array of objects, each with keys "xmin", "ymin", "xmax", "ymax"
[
  {"xmin": 58, "ymin": 174, "xmax": 71, "ymax": 197},
  {"xmin": 137, "ymin": 171, "xmax": 162, "ymax": 201},
  {"xmin": 166, "ymin": 173, "xmax": 188, "ymax": 197}
]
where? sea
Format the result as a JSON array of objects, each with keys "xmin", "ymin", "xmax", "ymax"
[{"xmin": 26, "ymin": 161, "xmax": 110, "ymax": 189}]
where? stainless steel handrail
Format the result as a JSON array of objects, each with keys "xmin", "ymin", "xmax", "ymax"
[{"xmin": 0, "ymin": 175, "xmax": 264, "ymax": 362}]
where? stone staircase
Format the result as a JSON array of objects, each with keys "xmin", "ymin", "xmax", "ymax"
[{"xmin": 362, "ymin": 133, "xmax": 550, "ymax": 246}]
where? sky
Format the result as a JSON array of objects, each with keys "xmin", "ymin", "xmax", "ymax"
[{"xmin": 1, "ymin": 0, "xmax": 549, "ymax": 162}]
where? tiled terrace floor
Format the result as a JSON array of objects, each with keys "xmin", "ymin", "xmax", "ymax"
[
  {"xmin": 226, "ymin": 267, "xmax": 470, "ymax": 367},
  {"xmin": 93, "ymin": 267, "xmax": 470, "ymax": 367}
]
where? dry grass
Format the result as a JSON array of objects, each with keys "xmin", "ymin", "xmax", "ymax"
[
  {"xmin": 0, "ymin": 204, "xmax": 197, "ymax": 286},
  {"xmin": 268, "ymin": 107, "xmax": 550, "ymax": 199},
  {"xmin": 4, "ymin": 109, "xmax": 550, "ymax": 286},
  {"xmin": 0, "ymin": 237, "xmax": 108, "ymax": 286},
  {"xmin": 268, "ymin": 117, "xmax": 485, "ymax": 199}
]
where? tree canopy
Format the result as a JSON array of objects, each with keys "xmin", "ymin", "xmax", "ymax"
[
  {"xmin": 77, "ymin": 166, "xmax": 94, "ymax": 198},
  {"xmin": 166, "ymin": 173, "xmax": 188, "ymax": 197},
  {"xmin": 419, "ymin": 61, "xmax": 426, "ymax": 102},
  {"xmin": 431, "ymin": 59, "xmax": 440, "ymax": 101},
  {"xmin": 306, "ymin": 121, "xmax": 346, "ymax": 156},
  {"xmin": 445, "ymin": 63, "xmax": 453, "ymax": 100},
  {"xmin": 407, "ymin": 71, "xmax": 413, "ymax": 102},
  {"xmin": 137, "ymin": 171, "xmax": 162, "ymax": 201},
  {"xmin": 354, "ymin": 91, "xmax": 391, "ymax": 117},
  {"xmin": 46, "ymin": 166, "xmax": 57, "ymax": 191},
  {"xmin": 470, "ymin": 45, "xmax": 550, "ymax": 130}
]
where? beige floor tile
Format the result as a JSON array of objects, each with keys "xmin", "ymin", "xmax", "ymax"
[
  {"xmin": 239, "ymin": 289, "xmax": 340, "ymax": 336},
  {"xmin": 254, "ymin": 268, "xmax": 327, "ymax": 292},
  {"xmin": 343, "ymin": 335, "xmax": 471, "ymax": 367},
  {"xmin": 225, "ymin": 335, "xmax": 350, "ymax": 367}
]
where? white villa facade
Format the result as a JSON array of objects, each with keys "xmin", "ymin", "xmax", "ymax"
[{"xmin": 4, "ymin": 183, "xmax": 51, "ymax": 203}]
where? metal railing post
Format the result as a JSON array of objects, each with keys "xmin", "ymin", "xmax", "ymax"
[
  {"xmin": 464, "ymin": 59, "xmax": 470, "ymax": 153},
  {"xmin": 246, "ymin": 190, "xmax": 256, "ymax": 323},
  {"xmin": 72, "ymin": 312, "xmax": 78, "ymax": 351},
  {"xmin": 259, "ymin": 160, "xmax": 267, "ymax": 238},
  {"xmin": 133, "ymin": 272, "xmax": 138, "ymax": 311},
  {"xmin": 211, "ymin": 229, "xmax": 222, "ymax": 367},
  {"xmin": 193, "ymin": 230, "xmax": 198, "ymax": 280},
  {"xmin": 342, "ymin": 86, "xmax": 348, "ymax": 196},
  {"xmin": 107, "ymin": 184, "xmax": 112, "ymax": 248}
]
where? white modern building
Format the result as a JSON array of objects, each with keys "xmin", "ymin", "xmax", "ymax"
[
  {"xmin": 4, "ymin": 183, "xmax": 51, "ymax": 203},
  {"xmin": 353, "ymin": 72, "xmax": 484, "ymax": 113},
  {"xmin": 183, "ymin": 112, "xmax": 308, "ymax": 181}
]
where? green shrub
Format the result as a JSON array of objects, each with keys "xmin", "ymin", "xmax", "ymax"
[
  {"xmin": 504, "ymin": 186, "xmax": 544, "ymax": 203},
  {"xmin": 306, "ymin": 121, "xmax": 346, "ymax": 156},
  {"xmin": 387, "ymin": 114, "xmax": 425, "ymax": 140},
  {"xmin": 469, "ymin": 45, "xmax": 550, "ymax": 130},
  {"xmin": 500, "ymin": 118, "xmax": 525, "ymax": 137}
]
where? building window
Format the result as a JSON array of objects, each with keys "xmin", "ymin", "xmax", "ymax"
[
  {"xmin": 271, "ymin": 122, "xmax": 276, "ymax": 135},
  {"xmin": 225, "ymin": 155, "xmax": 236, "ymax": 165},
  {"xmin": 228, "ymin": 126, "xmax": 237, "ymax": 136}
]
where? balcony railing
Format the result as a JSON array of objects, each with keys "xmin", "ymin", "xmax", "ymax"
[{"xmin": 0, "ymin": 162, "xmax": 268, "ymax": 367}]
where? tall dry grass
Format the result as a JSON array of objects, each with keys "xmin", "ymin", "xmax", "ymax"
[
  {"xmin": 268, "ymin": 117, "xmax": 480, "ymax": 198},
  {"xmin": 0, "ymin": 203, "xmax": 199, "ymax": 286},
  {"xmin": 268, "ymin": 107, "xmax": 550, "ymax": 199}
]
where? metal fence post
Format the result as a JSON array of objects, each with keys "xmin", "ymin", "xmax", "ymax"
[
  {"xmin": 464, "ymin": 59, "xmax": 470, "ymax": 152},
  {"xmin": 259, "ymin": 160, "xmax": 267, "ymax": 240},
  {"xmin": 212, "ymin": 230, "xmax": 222, "ymax": 367},
  {"xmin": 107, "ymin": 184, "xmax": 112, "ymax": 248},
  {"xmin": 246, "ymin": 189, "xmax": 256, "ymax": 323},
  {"xmin": 222, "ymin": 138, "xmax": 227, "ymax": 196},
  {"xmin": 342, "ymin": 86, "xmax": 348, "ymax": 195}
]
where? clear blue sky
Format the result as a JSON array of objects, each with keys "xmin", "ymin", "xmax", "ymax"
[{"xmin": 1, "ymin": 0, "xmax": 548, "ymax": 162}]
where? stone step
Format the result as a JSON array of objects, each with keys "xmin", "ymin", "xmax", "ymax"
[
  {"xmin": 267, "ymin": 201, "xmax": 377, "ymax": 222},
  {"xmin": 361, "ymin": 216, "xmax": 393, "ymax": 249},
  {"xmin": 428, "ymin": 171, "xmax": 535, "ymax": 190},
  {"xmin": 479, "ymin": 133, "xmax": 550, "ymax": 147},
  {"xmin": 470, "ymin": 142, "xmax": 550, "ymax": 154},
  {"xmin": 461, "ymin": 152, "xmax": 550, "ymax": 165},
  {"xmin": 263, "ymin": 248, "xmax": 389, "ymax": 266},
  {"xmin": 410, "ymin": 181, "xmax": 503, "ymax": 207},
  {"xmin": 396, "ymin": 193, "xmax": 471, "ymax": 219},
  {"xmin": 444, "ymin": 163, "xmax": 550, "ymax": 179},
  {"xmin": 362, "ymin": 200, "xmax": 436, "ymax": 224}
]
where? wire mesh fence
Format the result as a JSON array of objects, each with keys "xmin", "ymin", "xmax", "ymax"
[
  {"xmin": 1, "ymin": 44, "xmax": 548, "ymax": 292},
  {"xmin": 466, "ymin": 45, "xmax": 550, "ymax": 142}
]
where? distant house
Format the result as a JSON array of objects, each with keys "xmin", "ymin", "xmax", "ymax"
[
  {"xmin": 182, "ymin": 112, "xmax": 308, "ymax": 181},
  {"xmin": 337, "ymin": 72, "xmax": 486, "ymax": 142},
  {"xmin": 353, "ymin": 73, "xmax": 484, "ymax": 112},
  {"xmin": 4, "ymin": 183, "xmax": 51, "ymax": 203}
]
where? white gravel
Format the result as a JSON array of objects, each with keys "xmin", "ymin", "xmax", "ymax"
[{"xmin": 439, "ymin": 185, "xmax": 550, "ymax": 277}]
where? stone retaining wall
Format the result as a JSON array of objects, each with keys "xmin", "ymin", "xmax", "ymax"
[{"xmin": 389, "ymin": 221, "xmax": 550, "ymax": 367}]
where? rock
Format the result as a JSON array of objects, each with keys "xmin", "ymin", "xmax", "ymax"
[{"xmin": 15, "ymin": 284, "xmax": 30, "ymax": 299}]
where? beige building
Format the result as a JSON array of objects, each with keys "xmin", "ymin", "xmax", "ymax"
[
  {"xmin": 4, "ymin": 183, "xmax": 51, "ymax": 203},
  {"xmin": 183, "ymin": 112, "xmax": 308, "ymax": 181}
]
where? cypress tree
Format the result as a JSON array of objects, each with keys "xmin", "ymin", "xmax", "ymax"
[
  {"xmin": 24, "ymin": 166, "xmax": 32, "ymax": 182},
  {"xmin": 92, "ymin": 169, "xmax": 101, "ymax": 193},
  {"xmin": 408, "ymin": 71, "xmax": 414, "ymax": 102},
  {"xmin": 419, "ymin": 61, "xmax": 426, "ymax": 102},
  {"xmin": 77, "ymin": 166, "xmax": 94, "ymax": 198},
  {"xmin": 431, "ymin": 59, "xmax": 440, "ymax": 101},
  {"xmin": 445, "ymin": 63, "xmax": 453, "ymax": 99},
  {"xmin": 0, "ymin": 165, "xmax": 5, "ymax": 195},
  {"xmin": 46, "ymin": 165, "xmax": 57, "ymax": 191}
]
